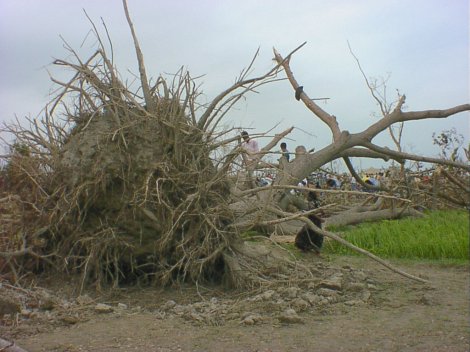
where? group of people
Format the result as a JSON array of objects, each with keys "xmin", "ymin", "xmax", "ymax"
[
  {"xmin": 240, "ymin": 131, "xmax": 324, "ymax": 253},
  {"xmin": 240, "ymin": 130, "xmax": 308, "ymax": 167},
  {"xmin": 280, "ymin": 142, "xmax": 311, "ymax": 162},
  {"xmin": 240, "ymin": 131, "xmax": 382, "ymax": 193}
]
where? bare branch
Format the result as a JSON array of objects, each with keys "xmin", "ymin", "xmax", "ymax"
[
  {"xmin": 343, "ymin": 156, "xmax": 388, "ymax": 192},
  {"xmin": 348, "ymin": 41, "xmax": 387, "ymax": 116},
  {"xmin": 249, "ymin": 127, "xmax": 295, "ymax": 166},
  {"xmin": 268, "ymin": 207, "xmax": 427, "ymax": 283},
  {"xmin": 363, "ymin": 102, "xmax": 470, "ymax": 139},
  {"xmin": 273, "ymin": 46, "xmax": 341, "ymax": 140},
  {"xmin": 361, "ymin": 141, "xmax": 470, "ymax": 171},
  {"xmin": 198, "ymin": 42, "xmax": 306, "ymax": 131},
  {"xmin": 239, "ymin": 184, "xmax": 411, "ymax": 203},
  {"xmin": 439, "ymin": 167, "xmax": 470, "ymax": 192},
  {"xmin": 122, "ymin": 0, "xmax": 154, "ymax": 112}
]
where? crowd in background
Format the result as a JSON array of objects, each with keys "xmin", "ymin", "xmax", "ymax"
[{"xmin": 238, "ymin": 135, "xmax": 447, "ymax": 199}]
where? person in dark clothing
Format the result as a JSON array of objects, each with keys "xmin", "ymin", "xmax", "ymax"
[
  {"xmin": 295, "ymin": 213, "xmax": 324, "ymax": 253},
  {"xmin": 307, "ymin": 189, "xmax": 321, "ymax": 209},
  {"xmin": 280, "ymin": 142, "xmax": 290, "ymax": 162}
]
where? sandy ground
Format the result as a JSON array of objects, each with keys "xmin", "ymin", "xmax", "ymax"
[{"xmin": 1, "ymin": 255, "xmax": 468, "ymax": 352}]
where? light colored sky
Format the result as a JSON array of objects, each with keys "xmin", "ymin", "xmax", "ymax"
[{"xmin": 0, "ymin": 0, "xmax": 468, "ymax": 170}]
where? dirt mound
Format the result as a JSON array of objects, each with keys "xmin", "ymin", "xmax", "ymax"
[
  {"xmin": 0, "ymin": 254, "xmax": 377, "ymax": 335},
  {"xmin": 1, "ymin": 257, "xmax": 468, "ymax": 352}
]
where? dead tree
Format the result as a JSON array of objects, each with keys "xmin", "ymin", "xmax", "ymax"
[
  {"xmin": 243, "ymin": 48, "xmax": 469, "ymax": 212},
  {"xmin": 0, "ymin": 1, "xmax": 468, "ymax": 288}
]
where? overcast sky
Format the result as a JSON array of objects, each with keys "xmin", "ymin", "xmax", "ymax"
[{"xmin": 0, "ymin": 0, "xmax": 468, "ymax": 170}]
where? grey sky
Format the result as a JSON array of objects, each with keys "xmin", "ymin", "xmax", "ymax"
[{"xmin": 0, "ymin": 0, "xmax": 468, "ymax": 170}]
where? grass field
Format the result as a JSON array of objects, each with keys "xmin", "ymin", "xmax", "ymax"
[{"xmin": 323, "ymin": 210, "xmax": 469, "ymax": 263}]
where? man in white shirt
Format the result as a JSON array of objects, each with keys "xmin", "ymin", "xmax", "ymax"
[{"xmin": 241, "ymin": 131, "xmax": 259, "ymax": 167}]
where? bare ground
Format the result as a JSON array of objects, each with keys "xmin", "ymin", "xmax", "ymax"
[{"xmin": 1, "ymin": 255, "xmax": 468, "ymax": 352}]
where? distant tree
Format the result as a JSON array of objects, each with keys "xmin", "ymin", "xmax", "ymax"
[{"xmin": 432, "ymin": 128, "xmax": 465, "ymax": 161}]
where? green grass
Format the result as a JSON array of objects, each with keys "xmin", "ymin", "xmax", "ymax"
[
  {"xmin": 324, "ymin": 210, "xmax": 469, "ymax": 262},
  {"xmin": 240, "ymin": 230, "xmax": 261, "ymax": 240}
]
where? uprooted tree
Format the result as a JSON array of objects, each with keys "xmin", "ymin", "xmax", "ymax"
[{"xmin": 0, "ymin": 1, "xmax": 469, "ymax": 289}]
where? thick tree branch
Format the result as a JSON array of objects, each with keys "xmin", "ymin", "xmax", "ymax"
[
  {"xmin": 337, "ymin": 147, "xmax": 393, "ymax": 161},
  {"xmin": 324, "ymin": 206, "xmax": 424, "ymax": 228},
  {"xmin": 361, "ymin": 141, "xmax": 470, "ymax": 171},
  {"xmin": 269, "ymin": 207, "xmax": 427, "ymax": 283},
  {"xmin": 273, "ymin": 47, "xmax": 341, "ymax": 140},
  {"xmin": 273, "ymin": 45, "xmax": 470, "ymax": 185},
  {"xmin": 275, "ymin": 131, "xmax": 356, "ymax": 186},
  {"xmin": 343, "ymin": 156, "xmax": 386, "ymax": 192},
  {"xmin": 363, "ymin": 103, "xmax": 470, "ymax": 139},
  {"xmin": 239, "ymin": 184, "xmax": 411, "ymax": 203},
  {"xmin": 400, "ymin": 104, "xmax": 470, "ymax": 121}
]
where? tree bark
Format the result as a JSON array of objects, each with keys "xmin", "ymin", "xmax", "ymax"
[{"xmin": 324, "ymin": 207, "xmax": 423, "ymax": 228}]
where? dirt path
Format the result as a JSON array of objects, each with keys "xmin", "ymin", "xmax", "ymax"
[{"xmin": 2, "ymin": 256, "xmax": 468, "ymax": 352}]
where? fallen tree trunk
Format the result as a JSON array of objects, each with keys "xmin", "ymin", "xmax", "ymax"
[
  {"xmin": 270, "ymin": 205, "xmax": 423, "ymax": 236},
  {"xmin": 324, "ymin": 206, "xmax": 423, "ymax": 228}
]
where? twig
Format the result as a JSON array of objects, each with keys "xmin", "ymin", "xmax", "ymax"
[{"xmin": 122, "ymin": 0, "xmax": 154, "ymax": 112}]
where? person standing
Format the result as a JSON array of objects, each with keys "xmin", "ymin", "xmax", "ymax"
[
  {"xmin": 241, "ymin": 131, "xmax": 259, "ymax": 167},
  {"xmin": 280, "ymin": 142, "xmax": 290, "ymax": 162}
]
